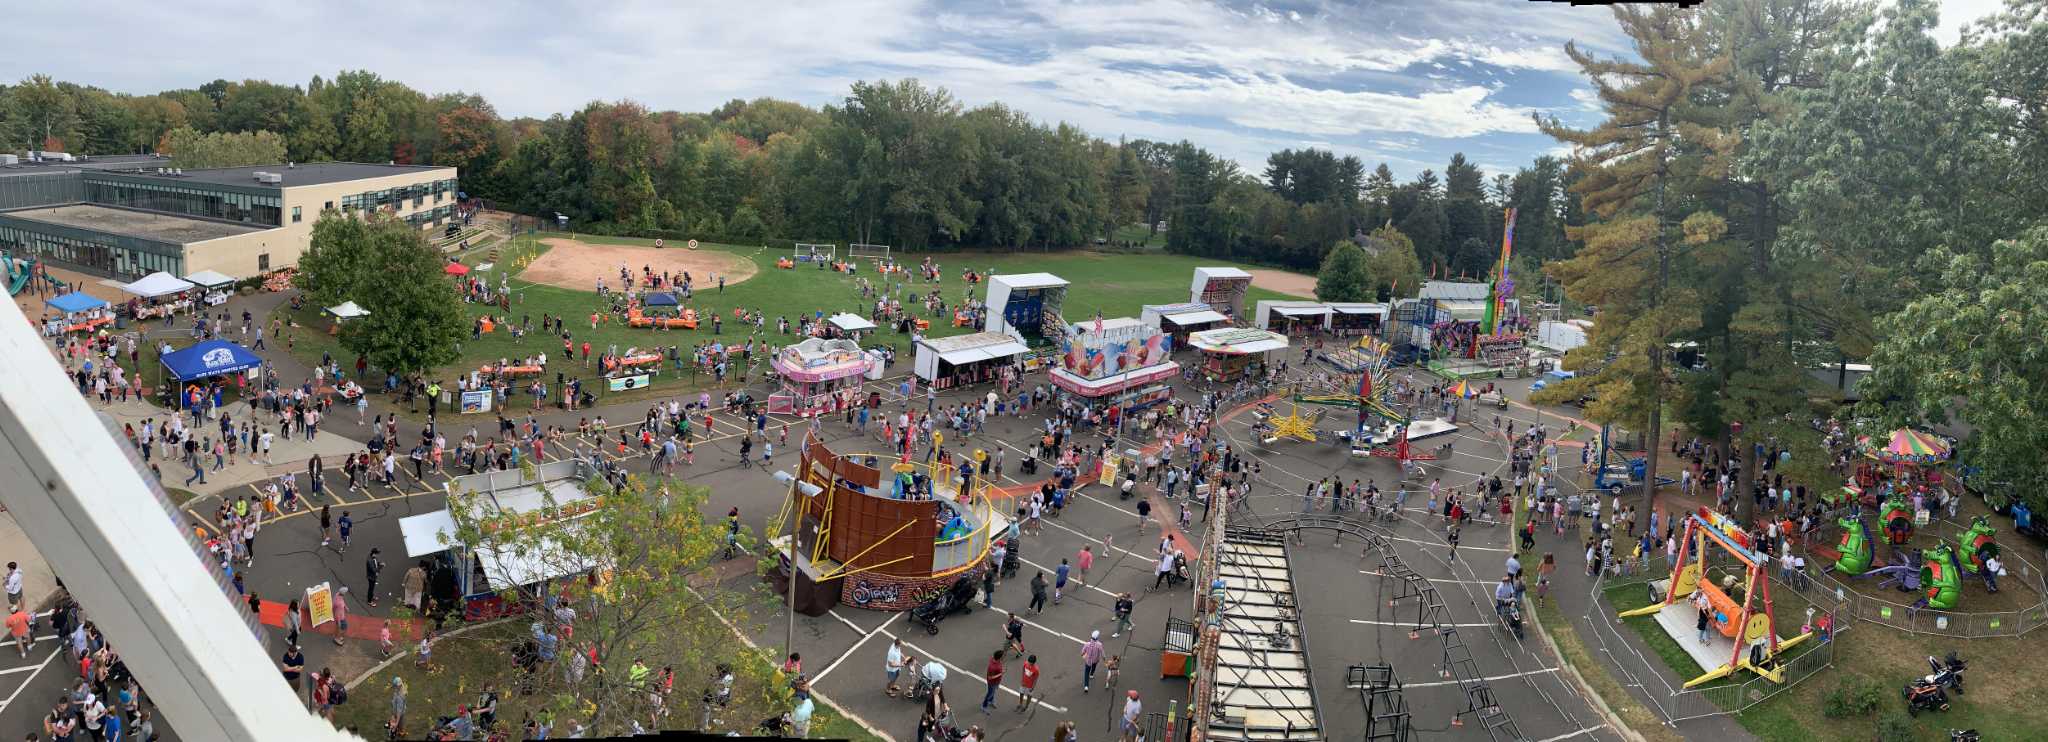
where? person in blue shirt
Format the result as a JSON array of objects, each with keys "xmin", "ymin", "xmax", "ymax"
[
  {"xmin": 1054, "ymin": 559, "xmax": 1071, "ymax": 604},
  {"xmin": 337, "ymin": 511, "xmax": 354, "ymax": 553}
]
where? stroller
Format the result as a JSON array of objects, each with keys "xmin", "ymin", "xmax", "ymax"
[
  {"xmin": 1000, "ymin": 540, "xmax": 1021, "ymax": 579},
  {"xmin": 1020, "ymin": 456, "xmax": 1039, "ymax": 476},
  {"xmin": 910, "ymin": 576, "xmax": 979, "ymax": 635}
]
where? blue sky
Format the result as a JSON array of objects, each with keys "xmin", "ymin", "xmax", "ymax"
[{"xmin": 6, "ymin": 0, "xmax": 2010, "ymax": 181}]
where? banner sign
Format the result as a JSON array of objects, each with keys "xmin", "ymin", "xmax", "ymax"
[
  {"xmin": 608, "ymin": 374, "xmax": 651, "ymax": 392},
  {"xmin": 460, "ymin": 389, "xmax": 493, "ymax": 414}
]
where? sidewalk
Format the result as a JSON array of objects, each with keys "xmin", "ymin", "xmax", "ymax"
[
  {"xmin": 92, "ymin": 396, "xmax": 366, "ymax": 501},
  {"xmin": 0, "ymin": 510, "xmax": 62, "ymax": 612}
]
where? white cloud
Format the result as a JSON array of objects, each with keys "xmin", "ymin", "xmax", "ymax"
[
  {"xmin": 1, "ymin": 0, "xmax": 1636, "ymax": 178},
  {"xmin": 1568, "ymin": 88, "xmax": 1601, "ymax": 111}
]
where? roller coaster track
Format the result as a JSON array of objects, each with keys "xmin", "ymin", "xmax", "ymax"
[{"xmin": 1234, "ymin": 514, "xmax": 1529, "ymax": 742}]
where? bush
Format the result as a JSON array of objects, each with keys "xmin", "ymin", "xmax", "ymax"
[
  {"xmin": 1872, "ymin": 711, "xmax": 1916, "ymax": 742},
  {"xmin": 1821, "ymin": 675, "xmax": 1885, "ymax": 718}
]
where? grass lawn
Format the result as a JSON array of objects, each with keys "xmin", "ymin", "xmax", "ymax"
[
  {"xmin": 279, "ymin": 235, "xmax": 1303, "ymax": 410},
  {"xmin": 335, "ymin": 618, "xmax": 882, "ymax": 740},
  {"xmin": 162, "ymin": 487, "xmax": 200, "ymax": 506},
  {"xmin": 1109, "ymin": 223, "xmax": 1167, "ymax": 248}
]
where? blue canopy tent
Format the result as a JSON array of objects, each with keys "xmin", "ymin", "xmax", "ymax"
[
  {"xmin": 160, "ymin": 340, "xmax": 263, "ymax": 409},
  {"xmin": 643, "ymin": 292, "xmax": 679, "ymax": 307},
  {"xmin": 46, "ymin": 292, "xmax": 107, "ymax": 315}
]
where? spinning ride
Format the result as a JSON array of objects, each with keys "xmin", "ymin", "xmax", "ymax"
[{"xmin": 778, "ymin": 435, "xmax": 1005, "ymax": 613}]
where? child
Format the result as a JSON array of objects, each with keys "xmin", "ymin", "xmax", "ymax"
[
  {"xmin": 379, "ymin": 624, "xmax": 394, "ymax": 658},
  {"xmin": 1104, "ymin": 654, "xmax": 1121, "ymax": 689},
  {"xmin": 415, "ymin": 632, "xmax": 433, "ymax": 669}
]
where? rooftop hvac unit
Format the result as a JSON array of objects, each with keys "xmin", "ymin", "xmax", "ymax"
[
  {"xmin": 0, "ymin": 155, "xmax": 17, "ymax": 166},
  {"xmin": 253, "ymin": 171, "xmax": 269, "ymax": 181},
  {"xmin": 260, "ymin": 173, "xmax": 283, "ymax": 184}
]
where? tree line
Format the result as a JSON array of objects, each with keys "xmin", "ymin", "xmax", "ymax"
[{"xmin": 0, "ymin": 73, "xmax": 1575, "ymax": 274}]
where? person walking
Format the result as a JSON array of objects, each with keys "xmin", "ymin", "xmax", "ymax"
[
  {"xmin": 1014, "ymin": 654, "xmax": 1039, "ymax": 713},
  {"xmin": 1054, "ymin": 559, "xmax": 1071, "ymax": 605},
  {"xmin": 1075, "ymin": 546, "xmax": 1094, "ymax": 586},
  {"xmin": 1120, "ymin": 690, "xmax": 1144, "ymax": 742},
  {"xmin": 6, "ymin": 601, "xmax": 30, "ymax": 658},
  {"xmin": 364, "ymin": 548, "xmax": 385, "ymax": 607},
  {"xmin": 981, "ymin": 650, "xmax": 1003, "ymax": 714},
  {"xmin": 337, "ymin": 510, "xmax": 354, "ymax": 553},
  {"xmin": 318, "ymin": 505, "xmax": 333, "ymax": 547},
  {"xmin": 1112, "ymin": 592, "xmax": 1134, "ymax": 637},
  {"xmin": 1028, "ymin": 572, "xmax": 1048, "ymax": 614},
  {"xmin": 280, "ymin": 643, "xmax": 307, "ymax": 703},
  {"xmin": 331, "ymin": 587, "xmax": 351, "ymax": 647},
  {"xmin": 403, "ymin": 561, "xmax": 428, "ymax": 611},
  {"xmin": 1080, "ymin": 631, "xmax": 1105, "ymax": 692}
]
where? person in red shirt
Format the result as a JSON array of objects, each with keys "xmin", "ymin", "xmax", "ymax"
[
  {"xmin": 982, "ymin": 650, "xmax": 1003, "ymax": 713},
  {"xmin": 1014, "ymin": 654, "xmax": 1039, "ymax": 712}
]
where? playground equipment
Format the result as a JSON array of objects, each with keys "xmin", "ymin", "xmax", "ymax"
[
  {"xmin": 3, "ymin": 252, "xmax": 34, "ymax": 296},
  {"xmin": 1834, "ymin": 515, "xmax": 1877, "ymax": 576},
  {"xmin": 1618, "ymin": 507, "xmax": 1816, "ymax": 687},
  {"xmin": 1881, "ymin": 493, "xmax": 1916, "ymax": 545}
]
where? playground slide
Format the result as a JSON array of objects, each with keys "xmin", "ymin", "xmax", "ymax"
[
  {"xmin": 1920, "ymin": 544, "xmax": 1963, "ymax": 610},
  {"xmin": 3, "ymin": 255, "xmax": 28, "ymax": 296},
  {"xmin": 1834, "ymin": 516, "xmax": 1876, "ymax": 575}
]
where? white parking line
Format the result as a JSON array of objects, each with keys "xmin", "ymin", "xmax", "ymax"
[
  {"xmin": 812, "ymin": 612, "xmax": 901, "ymax": 683},
  {"xmin": 1349, "ymin": 618, "xmax": 1497, "ymax": 628},
  {"xmin": 1393, "ymin": 666, "xmax": 1559, "ymax": 689},
  {"xmin": 883, "ymin": 631, "xmax": 1069, "ymax": 714},
  {"xmin": 0, "ymin": 648, "xmax": 61, "ymax": 712},
  {"xmin": 1534, "ymin": 725, "xmax": 1609, "ymax": 742}
]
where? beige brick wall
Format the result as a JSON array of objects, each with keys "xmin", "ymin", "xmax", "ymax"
[{"xmin": 178, "ymin": 167, "xmax": 457, "ymax": 279}]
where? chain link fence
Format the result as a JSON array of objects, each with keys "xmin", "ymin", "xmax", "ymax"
[{"xmin": 1800, "ymin": 536, "xmax": 2048, "ymax": 638}]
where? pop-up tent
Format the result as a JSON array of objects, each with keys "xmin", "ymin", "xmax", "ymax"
[
  {"xmin": 182, "ymin": 269, "xmax": 236, "ymax": 289},
  {"xmin": 326, "ymin": 301, "xmax": 370, "ymax": 320},
  {"xmin": 643, "ymin": 292, "xmax": 679, "ymax": 307},
  {"xmin": 444, "ymin": 262, "xmax": 471, "ymax": 276},
  {"xmin": 120, "ymin": 271, "xmax": 196, "ymax": 298},
  {"xmin": 160, "ymin": 339, "xmax": 262, "ymax": 383},
  {"xmin": 46, "ymin": 292, "xmax": 108, "ymax": 315}
]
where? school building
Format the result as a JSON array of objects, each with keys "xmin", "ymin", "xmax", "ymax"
[{"xmin": 0, "ymin": 156, "xmax": 459, "ymax": 280}]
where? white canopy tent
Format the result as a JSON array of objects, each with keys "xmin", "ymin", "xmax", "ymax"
[
  {"xmin": 325, "ymin": 301, "xmax": 370, "ymax": 320},
  {"xmin": 1164, "ymin": 310, "xmax": 1230, "ymax": 326},
  {"xmin": 828, "ymin": 313, "xmax": 877, "ymax": 332},
  {"xmin": 914, "ymin": 332, "xmax": 1029, "ymax": 382},
  {"xmin": 181, "ymin": 269, "xmax": 235, "ymax": 289},
  {"xmin": 119, "ymin": 271, "xmax": 196, "ymax": 298}
]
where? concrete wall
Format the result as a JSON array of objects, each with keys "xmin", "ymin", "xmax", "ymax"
[{"xmin": 179, "ymin": 228, "xmax": 294, "ymax": 279}]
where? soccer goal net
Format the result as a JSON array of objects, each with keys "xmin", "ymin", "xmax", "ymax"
[
  {"xmin": 794, "ymin": 243, "xmax": 837, "ymax": 262},
  {"xmin": 848, "ymin": 243, "xmax": 892, "ymax": 260}
]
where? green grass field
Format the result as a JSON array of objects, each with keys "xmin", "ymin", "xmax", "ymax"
[{"xmin": 281, "ymin": 235, "xmax": 1304, "ymax": 407}]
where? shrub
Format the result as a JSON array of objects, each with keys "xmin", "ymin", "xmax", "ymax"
[{"xmin": 1821, "ymin": 675, "xmax": 1885, "ymax": 718}]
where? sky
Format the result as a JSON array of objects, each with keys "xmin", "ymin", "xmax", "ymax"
[{"xmin": 6, "ymin": 0, "xmax": 2013, "ymax": 181}]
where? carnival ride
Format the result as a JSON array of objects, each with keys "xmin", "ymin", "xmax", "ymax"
[
  {"xmin": 1591, "ymin": 425, "xmax": 1678, "ymax": 492},
  {"xmin": 1291, "ymin": 338, "xmax": 1452, "ymax": 467},
  {"xmin": 774, "ymin": 435, "xmax": 1005, "ymax": 614},
  {"xmin": 1619, "ymin": 507, "xmax": 1816, "ymax": 687},
  {"xmin": 1881, "ymin": 493, "xmax": 1916, "ymax": 545},
  {"xmin": 1834, "ymin": 515, "xmax": 1877, "ymax": 575},
  {"xmin": 1255, "ymin": 402, "xmax": 1324, "ymax": 444},
  {"xmin": 767, "ymin": 338, "xmax": 874, "ymax": 416}
]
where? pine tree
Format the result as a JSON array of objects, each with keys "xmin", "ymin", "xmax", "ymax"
[{"xmin": 1537, "ymin": 5, "xmax": 1728, "ymax": 516}]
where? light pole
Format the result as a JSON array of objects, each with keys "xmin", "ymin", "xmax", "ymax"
[{"xmin": 772, "ymin": 470, "xmax": 824, "ymax": 663}]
